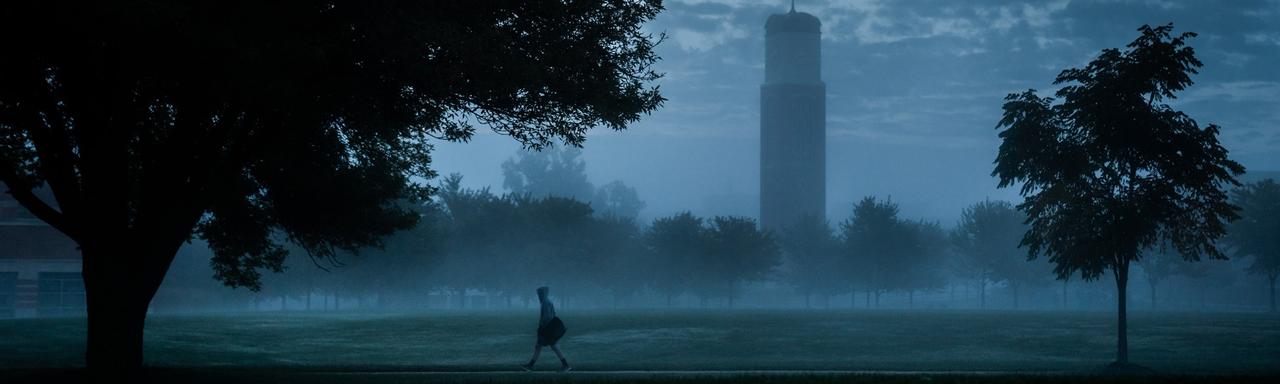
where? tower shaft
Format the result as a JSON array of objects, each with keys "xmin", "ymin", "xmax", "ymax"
[{"xmin": 760, "ymin": 9, "xmax": 825, "ymax": 231}]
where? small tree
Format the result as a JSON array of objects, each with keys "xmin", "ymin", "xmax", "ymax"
[
  {"xmin": 592, "ymin": 180, "xmax": 647, "ymax": 219},
  {"xmin": 994, "ymin": 24, "xmax": 1242, "ymax": 367},
  {"xmin": 645, "ymin": 212, "xmax": 705, "ymax": 307},
  {"xmin": 703, "ymin": 216, "xmax": 780, "ymax": 308},
  {"xmin": 780, "ymin": 214, "xmax": 842, "ymax": 308},
  {"xmin": 1225, "ymin": 179, "xmax": 1280, "ymax": 312},
  {"xmin": 952, "ymin": 200, "xmax": 1026, "ymax": 309},
  {"xmin": 897, "ymin": 220, "xmax": 948, "ymax": 308},
  {"xmin": 585, "ymin": 214, "xmax": 647, "ymax": 306},
  {"xmin": 502, "ymin": 146, "xmax": 596, "ymax": 201},
  {"xmin": 1137, "ymin": 242, "xmax": 1208, "ymax": 310},
  {"xmin": 841, "ymin": 197, "xmax": 912, "ymax": 308}
]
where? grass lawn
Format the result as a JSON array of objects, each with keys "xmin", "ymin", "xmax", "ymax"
[{"xmin": 1, "ymin": 309, "xmax": 1277, "ymax": 382}]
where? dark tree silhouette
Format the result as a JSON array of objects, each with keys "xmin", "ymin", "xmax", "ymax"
[
  {"xmin": 840, "ymin": 196, "xmax": 914, "ymax": 307},
  {"xmin": 436, "ymin": 174, "xmax": 523, "ymax": 306},
  {"xmin": 898, "ymin": 220, "xmax": 948, "ymax": 308},
  {"xmin": 587, "ymin": 214, "xmax": 647, "ymax": 306},
  {"xmin": 1137, "ymin": 242, "xmax": 1208, "ymax": 310},
  {"xmin": 952, "ymin": 200, "xmax": 1050, "ymax": 310},
  {"xmin": 645, "ymin": 212, "xmax": 705, "ymax": 307},
  {"xmin": 993, "ymin": 24, "xmax": 1241, "ymax": 367},
  {"xmin": 0, "ymin": 1, "xmax": 663, "ymax": 374},
  {"xmin": 952, "ymin": 201, "xmax": 1022, "ymax": 309},
  {"xmin": 702, "ymin": 216, "xmax": 780, "ymax": 308},
  {"xmin": 502, "ymin": 147, "xmax": 596, "ymax": 201},
  {"xmin": 1226, "ymin": 179, "xmax": 1280, "ymax": 312},
  {"xmin": 780, "ymin": 214, "xmax": 842, "ymax": 308},
  {"xmin": 592, "ymin": 180, "xmax": 647, "ymax": 219}
]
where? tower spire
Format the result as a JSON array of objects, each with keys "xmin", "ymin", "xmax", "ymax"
[{"xmin": 790, "ymin": 0, "xmax": 796, "ymax": 13}]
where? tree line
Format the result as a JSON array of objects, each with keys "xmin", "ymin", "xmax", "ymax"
[{"xmin": 226, "ymin": 175, "xmax": 1277, "ymax": 315}]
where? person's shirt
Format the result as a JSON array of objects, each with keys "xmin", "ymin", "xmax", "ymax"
[{"xmin": 539, "ymin": 298, "xmax": 556, "ymax": 327}]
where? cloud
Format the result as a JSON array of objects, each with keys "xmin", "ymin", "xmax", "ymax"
[
  {"xmin": 1245, "ymin": 33, "xmax": 1280, "ymax": 46},
  {"xmin": 1215, "ymin": 51, "xmax": 1253, "ymax": 67},
  {"xmin": 1034, "ymin": 36, "xmax": 1074, "ymax": 49},
  {"xmin": 1179, "ymin": 81, "xmax": 1280, "ymax": 104},
  {"xmin": 977, "ymin": 0, "xmax": 1072, "ymax": 33},
  {"xmin": 669, "ymin": 18, "xmax": 749, "ymax": 52}
]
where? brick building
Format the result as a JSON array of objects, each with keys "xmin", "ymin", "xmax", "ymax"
[{"xmin": 0, "ymin": 191, "xmax": 82, "ymax": 318}]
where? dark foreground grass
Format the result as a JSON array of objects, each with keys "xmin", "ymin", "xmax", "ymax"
[
  {"xmin": 2, "ymin": 368, "xmax": 1278, "ymax": 384},
  {"xmin": 2, "ymin": 309, "xmax": 1278, "ymax": 380}
]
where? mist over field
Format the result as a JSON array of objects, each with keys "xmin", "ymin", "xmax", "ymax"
[{"xmin": 2, "ymin": 1, "xmax": 1280, "ymax": 383}]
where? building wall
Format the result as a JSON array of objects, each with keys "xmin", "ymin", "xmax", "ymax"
[{"xmin": 0, "ymin": 202, "xmax": 83, "ymax": 318}]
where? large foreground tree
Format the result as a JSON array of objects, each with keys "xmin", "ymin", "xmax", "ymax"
[
  {"xmin": 0, "ymin": 0, "xmax": 664, "ymax": 375},
  {"xmin": 993, "ymin": 24, "xmax": 1241, "ymax": 368}
]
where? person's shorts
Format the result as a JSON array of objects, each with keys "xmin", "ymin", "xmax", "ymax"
[{"xmin": 537, "ymin": 317, "xmax": 567, "ymax": 346}]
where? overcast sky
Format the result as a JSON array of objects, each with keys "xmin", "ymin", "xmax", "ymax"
[{"xmin": 432, "ymin": 0, "xmax": 1280, "ymax": 225}]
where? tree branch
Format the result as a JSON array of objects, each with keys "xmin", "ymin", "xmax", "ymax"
[{"xmin": 1, "ymin": 177, "xmax": 80, "ymax": 242}]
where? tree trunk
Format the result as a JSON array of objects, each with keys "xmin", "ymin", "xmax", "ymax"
[
  {"xmin": 908, "ymin": 290, "xmax": 914, "ymax": 309},
  {"xmin": 979, "ymin": 280, "xmax": 986, "ymax": 309},
  {"xmin": 280, "ymin": 294, "xmax": 286, "ymax": 311},
  {"xmin": 1012, "ymin": 283, "xmax": 1019, "ymax": 310},
  {"xmin": 804, "ymin": 292, "xmax": 811, "ymax": 309},
  {"xmin": 728, "ymin": 281, "xmax": 736, "ymax": 309},
  {"xmin": 1149, "ymin": 280, "xmax": 1158, "ymax": 311},
  {"xmin": 1115, "ymin": 260, "xmax": 1130, "ymax": 365},
  {"xmin": 1269, "ymin": 274, "xmax": 1277, "ymax": 313},
  {"xmin": 874, "ymin": 291, "xmax": 880, "ymax": 308},
  {"xmin": 81, "ymin": 243, "xmax": 175, "ymax": 379},
  {"xmin": 306, "ymin": 292, "xmax": 312, "ymax": 311},
  {"xmin": 850, "ymin": 289, "xmax": 856, "ymax": 309},
  {"xmin": 1062, "ymin": 280, "xmax": 1068, "ymax": 310},
  {"xmin": 865, "ymin": 290, "xmax": 870, "ymax": 308},
  {"xmin": 666, "ymin": 294, "xmax": 673, "ymax": 308}
]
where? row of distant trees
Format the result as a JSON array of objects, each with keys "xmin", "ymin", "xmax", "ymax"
[{"xmin": 232, "ymin": 175, "xmax": 1278, "ymax": 314}]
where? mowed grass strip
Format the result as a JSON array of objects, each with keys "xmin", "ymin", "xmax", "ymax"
[{"xmin": 1, "ymin": 310, "xmax": 1277, "ymax": 374}]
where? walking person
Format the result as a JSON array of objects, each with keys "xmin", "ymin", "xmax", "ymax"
[{"xmin": 521, "ymin": 286, "xmax": 571, "ymax": 372}]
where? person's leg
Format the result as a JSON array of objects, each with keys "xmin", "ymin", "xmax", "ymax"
[
  {"xmin": 549, "ymin": 344, "xmax": 570, "ymax": 371},
  {"xmin": 522, "ymin": 345, "xmax": 542, "ymax": 370}
]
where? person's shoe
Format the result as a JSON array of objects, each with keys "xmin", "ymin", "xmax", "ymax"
[
  {"xmin": 519, "ymin": 363, "xmax": 534, "ymax": 372},
  {"xmin": 559, "ymin": 364, "xmax": 573, "ymax": 373}
]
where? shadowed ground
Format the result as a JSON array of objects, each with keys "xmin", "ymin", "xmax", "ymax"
[{"xmin": 2, "ymin": 310, "xmax": 1278, "ymax": 382}]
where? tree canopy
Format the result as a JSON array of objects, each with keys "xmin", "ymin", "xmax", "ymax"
[
  {"xmin": 645, "ymin": 212, "xmax": 704, "ymax": 306},
  {"xmin": 840, "ymin": 197, "xmax": 944, "ymax": 306},
  {"xmin": 701, "ymin": 216, "xmax": 780, "ymax": 307},
  {"xmin": 502, "ymin": 147, "xmax": 596, "ymax": 202},
  {"xmin": 993, "ymin": 23, "xmax": 1240, "ymax": 366},
  {"xmin": 952, "ymin": 200, "xmax": 1050, "ymax": 309},
  {"xmin": 780, "ymin": 214, "xmax": 843, "ymax": 308}
]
